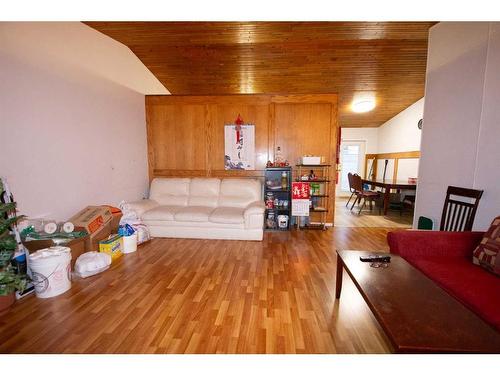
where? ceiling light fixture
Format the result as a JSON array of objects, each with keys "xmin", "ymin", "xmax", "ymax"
[{"xmin": 352, "ymin": 99, "xmax": 376, "ymax": 113}]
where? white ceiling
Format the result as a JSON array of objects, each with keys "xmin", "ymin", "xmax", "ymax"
[{"xmin": 0, "ymin": 22, "xmax": 169, "ymax": 95}]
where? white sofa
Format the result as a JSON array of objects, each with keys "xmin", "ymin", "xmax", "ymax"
[{"xmin": 126, "ymin": 177, "xmax": 265, "ymax": 241}]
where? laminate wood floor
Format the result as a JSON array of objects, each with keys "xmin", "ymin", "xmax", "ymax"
[
  {"xmin": 335, "ymin": 196, "xmax": 413, "ymax": 228},
  {"xmin": 0, "ymin": 227, "xmax": 398, "ymax": 354}
]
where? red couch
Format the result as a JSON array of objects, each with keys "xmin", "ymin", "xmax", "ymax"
[{"xmin": 387, "ymin": 230, "xmax": 500, "ymax": 332}]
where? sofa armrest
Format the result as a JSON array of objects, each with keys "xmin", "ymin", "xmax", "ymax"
[
  {"xmin": 244, "ymin": 200, "xmax": 265, "ymax": 216},
  {"xmin": 387, "ymin": 230, "xmax": 485, "ymax": 258},
  {"xmin": 244, "ymin": 201, "xmax": 265, "ymax": 229},
  {"xmin": 122, "ymin": 199, "xmax": 159, "ymax": 218}
]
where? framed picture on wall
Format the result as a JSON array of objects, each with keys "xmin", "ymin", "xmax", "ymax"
[{"xmin": 224, "ymin": 124, "xmax": 255, "ymax": 170}]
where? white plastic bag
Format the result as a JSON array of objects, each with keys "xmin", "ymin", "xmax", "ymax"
[
  {"xmin": 118, "ymin": 200, "xmax": 151, "ymax": 244},
  {"xmin": 132, "ymin": 223, "xmax": 150, "ymax": 244},
  {"xmin": 74, "ymin": 251, "xmax": 112, "ymax": 278},
  {"xmin": 119, "ymin": 211, "xmax": 140, "ymax": 225}
]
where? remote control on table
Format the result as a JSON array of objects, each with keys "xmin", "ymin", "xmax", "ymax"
[{"xmin": 359, "ymin": 255, "xmax": 391, "ymax": 263}]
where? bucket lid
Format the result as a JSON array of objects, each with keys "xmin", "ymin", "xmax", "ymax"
[{"xmin": 29, "ymin": 246, "xmax": 71, "ymax": 261}]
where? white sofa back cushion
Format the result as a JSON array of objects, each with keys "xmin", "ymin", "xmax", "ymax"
[
  {"xmin": 218, "ymin": 178, "xmax": 262, "ymax": 208},
  {"xmin": 188, "ymin": 178, "xmax": 221, "ymax": 207},
  {"xmin": 149, "ymin": 178, "xmax": 190, "ymax": 206}
]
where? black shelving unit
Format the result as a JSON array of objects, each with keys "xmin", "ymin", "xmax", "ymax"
[{"xmin": 264, "ymin": 166, "xmax": 292, "ymax": 231}]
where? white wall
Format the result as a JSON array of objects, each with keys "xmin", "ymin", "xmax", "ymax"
[
  {"xmin": 415, "ymin": 22, "xmax": 500, "ymax": 230},
  {"xmin": 0, "ymin": 23, "xmax": 159, "ymax": 220},
  {"xmin": 474, "ymin": 23, "xmax": 500, "ymax": 229},
  {"xmin": 377, "ymin": 98, "xmax": 424, "ymax": 181},
  {"xmin": 377, "ymin": 98, "xmax": 424, "ymax": 154},
  {"xmin": 340, "ymin": 128, "xmax": 379, "ymax": 154}
]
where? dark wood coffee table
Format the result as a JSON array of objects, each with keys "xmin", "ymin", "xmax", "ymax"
[{"xmin": 336, "ymin": 250, "xmax": 500, "ymax": 353}]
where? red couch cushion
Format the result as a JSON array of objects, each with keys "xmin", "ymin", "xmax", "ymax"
[{"xmin": 405, "ymin": 255, "xmax": 500, "ymax": 331}]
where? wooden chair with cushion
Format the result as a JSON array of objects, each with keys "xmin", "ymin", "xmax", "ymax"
[
  {"xmin": 351, "ymin": 174, "xmax": 381, "ymax": 215},
  {"xmin": 345, "ymin": 172, "xmax": 357, "ymax": 208},
  {"xmin": 440, "ymin": 186, "xmax": 483, "ymax": 231}
]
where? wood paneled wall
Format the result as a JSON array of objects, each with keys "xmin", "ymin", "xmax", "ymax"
[{"xmin": 145, "ymin": 94, "xmax": 338, "ymax": 221}]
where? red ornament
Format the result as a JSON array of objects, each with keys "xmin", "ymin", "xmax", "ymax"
[
  {"xmin": 234, "ymin": 114, "xmax": 244, "ymax": 143},
  {"xmin": 235, "ymin": 114, "xmax": 244, "ymax": 126}
]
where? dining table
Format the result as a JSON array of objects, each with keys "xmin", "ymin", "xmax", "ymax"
[{"xmin": 361, "ymin": 178, "xmax": 417, "ymax": 215}]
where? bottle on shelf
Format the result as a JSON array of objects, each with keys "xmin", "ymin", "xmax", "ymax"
[
  {"xmin": 275, "ymin": 146, "xmax": 283, "ymax": 164},
  {"xmin": 281, "ymin": 171, "xmax": 288, "ymax": 190}
]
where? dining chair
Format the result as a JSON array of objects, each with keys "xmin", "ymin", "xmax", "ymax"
[
  {"xmin": 440, "ymin": 186, "xmax": 483, "ymax": 231},
  {"xmin": 349, "ymin": 173, "xmax": 362, "ymax": 211},
  {"xmin": 388, "ymin": 193, "xmax": 415, "ymax": 216},
  {"xmin": 350, "ymin": 174, "xmax": 381, "ymax": 215},
  {"xmin": 345, "ymin": 172, "xmax": 357, "ymax": 208}
]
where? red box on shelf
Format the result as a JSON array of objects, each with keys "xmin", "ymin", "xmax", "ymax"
[{"xmin": 292, "ymin": 182, "xmax": 310, "ymax": 200}]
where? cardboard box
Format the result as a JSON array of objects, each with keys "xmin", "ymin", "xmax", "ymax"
[
  {"xmin": 69, "ymin": 206, "xmax": 112, "ymax": 234},
  {"xmin": 110, "ymin": 212, "xmax": 122, "ymax": 231},
  {"xmin": 99, "ymin": 234, "xmax": 123, "ymax": 261},
  {"xmin": 23, "ymin": 235, "xmax": 87, "ymax": 269},
  {"xmin": 301, "ymin": 156, "xmax": 321, "ymax": 165},
  {"xmin": 78, "ymin": 224, "xmax": 111, "ymax": 253},
  {"xmin": 76, "ymin": 212, "xmax": 121, "ymax": 253}
]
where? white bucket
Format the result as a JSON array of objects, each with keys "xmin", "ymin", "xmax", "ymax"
[
  {"xmin": 277, "ymin": 214, "xmax": 289, "ymax": 229},
  {"xmin": 28, "ymin": 246, "xmax": 71, "ymax": 298},
  {"xmin": 122, "ymin": 233, "xmax": 138, "ymax": 254}
]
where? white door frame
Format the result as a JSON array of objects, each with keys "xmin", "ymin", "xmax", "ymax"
[{"xmin": 336, "ymin": 140, "xmax": 366, "ymax": 197}]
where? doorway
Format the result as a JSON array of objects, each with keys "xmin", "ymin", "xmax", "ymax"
[
  {"xmin": 337, "ymin": 141, "xmax": 365, "ymax": 197},
  {"xmin": 335, "ymin": 140, "xmax": 414, "ymax": 229}
]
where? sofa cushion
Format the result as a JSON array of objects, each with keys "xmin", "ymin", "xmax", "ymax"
[
  {"xmin": 209, "ymin": 207, "xmax": 245, "ymax": 224},
  {"xmin": 149, "ymin": 178, "xmax": 190, "ymax": 206},
  {"xmin": 188, "ymin": 178, "xmax": 221, "ymax": 207},
  {"xmin": 142, "ymin": 206, "xmax": 183, "ymax": 221},
  {"xmin": 218, "ymin": 178, "xmax": 262, "ymax": 208},
  {"xmin": 141, "ymin": 219, "xmax": 243, "ymax": 229},
  {"xmin": 473, "ymin": 216, "xmax": 500, "ymax": 276},
  {"xmin": 406, "ymin": 255, "xmax": 500, "ymax": 331},
  {"xmin": 174, "ymin": 206, "xmax": 214, "ymax": 222}
]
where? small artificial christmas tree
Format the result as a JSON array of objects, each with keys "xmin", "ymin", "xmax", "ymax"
[{"xmin": 0, "ymin": 178, "xmax": 27, "ymax": 312}]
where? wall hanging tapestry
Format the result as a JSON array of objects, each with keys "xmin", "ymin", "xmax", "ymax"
[{"xmin": 224, "ymin": 114, "xmax": 255, "ymax": 170}]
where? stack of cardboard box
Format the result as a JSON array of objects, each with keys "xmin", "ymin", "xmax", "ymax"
[
  {"xmin": 70, "ymin": 206, "xmax": 122, "ymax": 253},
  {"xmin": 23, "ymin": 206, "xmax": 122, "ymax": 267}
]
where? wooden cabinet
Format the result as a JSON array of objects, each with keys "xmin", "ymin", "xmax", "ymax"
[{"xmin": 145, "ymin": 94, "xmax": 338, "ymax": 222}]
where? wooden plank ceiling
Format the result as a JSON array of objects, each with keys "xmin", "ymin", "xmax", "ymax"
[{"xmin": 85, "ymin": 22, "xmax": 434, "ymax": 127}]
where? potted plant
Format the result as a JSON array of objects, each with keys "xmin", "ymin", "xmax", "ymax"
[{"xmin": 0, "ymin": 179, "xmax": 27, "ymax": 314}]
